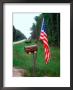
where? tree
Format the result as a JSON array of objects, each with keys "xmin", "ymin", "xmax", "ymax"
[
  {"xmin": 13, "ymin": 26, "xmax": 27, "ymax": 41},
  {"xmin": 31, "ymin": 13, "xmax": 60, "ymax": 47}
]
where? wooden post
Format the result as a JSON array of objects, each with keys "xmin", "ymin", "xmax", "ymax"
[
  {"xmin": 32, "ymin": 52, "xmax": 37, "ymax": 76},
  {"xmin": 24, "ymin": 45, "xmax": 38, "ymax": 76}
]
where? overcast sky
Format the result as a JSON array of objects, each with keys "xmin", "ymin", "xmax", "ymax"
[{"xmin": 13, "ymin": 13, "xmax": 41, "ymax": 39}]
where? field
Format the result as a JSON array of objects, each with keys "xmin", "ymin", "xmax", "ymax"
[{"xmin": 13, "ymin": 41, "xmax": 60, "ymax": 77}]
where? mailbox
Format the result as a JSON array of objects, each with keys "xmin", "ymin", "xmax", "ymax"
[
  {"xmin": 24, "ymin": 44, "xmax": 38, "ymax": 76},
  {"xmin": 24, "ymin": 45, "xmax": 38, "ymax": 54}
]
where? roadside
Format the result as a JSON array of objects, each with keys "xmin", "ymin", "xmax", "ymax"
[
  {"xmin": 13, "ymin": 67, "xmax": 28, "ymax": 77},
  {"xmin": 13, "ymin": 39, "xmax": 26, "ymax": 45}
]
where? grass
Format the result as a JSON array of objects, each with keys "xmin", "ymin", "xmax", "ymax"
[{"xmin": 13, "ymin": 41, "xmax": 60, "ymax": 77}]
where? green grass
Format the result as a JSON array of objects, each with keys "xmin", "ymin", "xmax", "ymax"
[{"xmin": 13, "ymin": 41, "xmax": 60, "ymax": 77}]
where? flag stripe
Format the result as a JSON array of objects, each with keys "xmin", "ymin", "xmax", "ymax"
[
  {"xmin": 39, "ymin": 18, "xmax": 51, "ymax": 64},
  {"xmin": 40, "ymin": 34, "xmax": 48, "ymax": 42},
  {"xmin": 40, "ymin": 32, "xmax": 48, "ymax": 38}
]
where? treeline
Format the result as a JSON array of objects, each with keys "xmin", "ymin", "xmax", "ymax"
[
  {"xmin": 13, "ymin": 26, "xmax": 27, "ymax": 41},
  {"xmin": 30, "ymin": 13, "xmax": 60, "ymax": 47}
]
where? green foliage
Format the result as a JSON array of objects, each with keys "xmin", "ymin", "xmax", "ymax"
[
  {"xmin": 13, "ymin": 41, "xmax": 60, "ymax": 77},
  {"xmin": 31, "ymin": 13, "xmax": 60, "ymax": 47},
  {"xmin": 13, "ymin": 26, "xmax": 27, "ymax": 41}
]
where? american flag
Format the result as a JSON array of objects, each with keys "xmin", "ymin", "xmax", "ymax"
[{"xmin": 39, "ymin": 18, "xmax": 51, "ymax": 64}]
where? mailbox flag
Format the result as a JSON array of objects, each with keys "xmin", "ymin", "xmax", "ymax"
[{"xmin": 39, "ymin": 18, "xmax": 51, "ymax": 64}]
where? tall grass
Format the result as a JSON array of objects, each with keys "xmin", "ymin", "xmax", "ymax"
[{"xmin": 13, "ymin": 41, "xmax": 60, "ymax": 77}]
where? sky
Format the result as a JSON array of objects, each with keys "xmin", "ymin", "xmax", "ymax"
[{"xmin": 13, "ymin": 13, "xmax": 41, "ymax": 39}]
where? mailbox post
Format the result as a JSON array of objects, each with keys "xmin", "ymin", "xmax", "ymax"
[
  {"xmin": 33, "ymin": 51, "xmax": 37, "ymax": 76},
  {"xmin": 24, "ymin": 45, "xmax": 38, "ymax": 76}
]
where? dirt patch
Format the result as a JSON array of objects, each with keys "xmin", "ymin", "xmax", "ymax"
[{"xmin": 13, "ymin": 67, "xmax": 28, "ymax": 77}]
